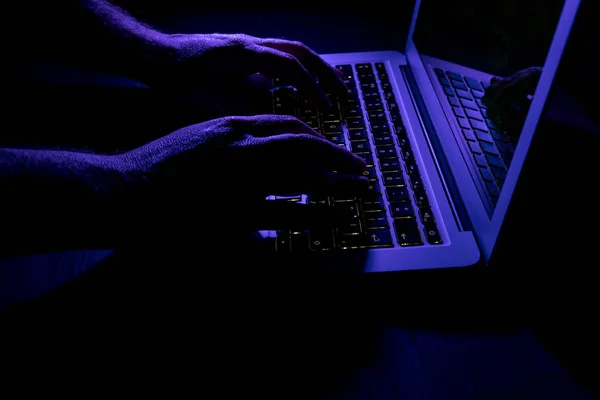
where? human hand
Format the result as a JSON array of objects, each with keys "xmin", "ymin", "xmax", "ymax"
[
  {"xmin": 118, "ymin": 114, "xmax": 367, "ymax": 233},
  {"xmin": 148, "ymin": 33, "xmax": 347, "ymax": 108},
  {"xmin": 483, "ymin": 66, "xmax": 543, "ymax": 139}
]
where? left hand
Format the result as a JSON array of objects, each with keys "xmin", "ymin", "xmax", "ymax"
[{"xmin": 147, "ymin": 33, "xmax": 347, "ymax": 107}]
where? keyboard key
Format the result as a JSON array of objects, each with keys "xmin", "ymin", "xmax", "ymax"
[
  {"xmin": 394, "ymin": 135, "xmax": 407, "ymax": 148},
  {"xmin": 290, "ymin": 232, "xmax": 309, "ymax": 252},
  {"xmin": 382, "ymin": 171, "xmax": 405, "ymax": 187},
  {"xmin": 390, "ymin": 202, "xmax": 415, "ymax": 219},
  {"xmin": 343, "ymin": 106, "xmax": 363, "ymax": 119},
  {"xmin": 394, "ymin": 122, "xmax": 407, "ymax": 136},
  {"xmin": 468, "ymin": 140, "xmax": 482, "ymax": 154},
  {"xmin": 368, "ymin": 111, "xmax": 387, "ymax": 121},
  {"xmin": 360, "ymin": 82, "xmax": 378, "ymax": 92},
  {"xmin": 452, "ymin": 107, "xmax": 466, "ymax": 118},
  {"xmin": 424, "ymin": 225, "xmax": 443, "ymax": 244},
  {"xmin": 380, "ymin": 158, "xmax": 402, "ymax": 172},
  {"xmin": 496, "ymin": 140, "xmax": 513, "ymax": 153},
  {"xmin": 470, "ymin": 119, "xmax": 488, "ymax": 132},
  {"xmin": 362, "ymin": 195, "xmax": 386, "ymax": 212},
  {"xmin": 479, "ymin": 141, "xmax": 498, "ymax": 155},
  {"xmin": 276, "ymin": 230, "xmax": 291, "ymax": 252},
  {"xmin": 364, "ymin": 211, "xmax": 389, "ymax": 229},
  {"xmin": 365, "ymin": 229, "xmax": 394, "ymax": 248},
  {"xmin": 457, "ymin": 117, "xmax": 471, "ymax": 130},
  {"xmin": 336, "ymin": 65, "xmax": 353, "ymax": 79},
  {"xmin": 480, "ymin": 167, "xmax": 494, "ymax": 182},
  {"xmin": 370, "ymin": 122, "xmax": 390, "ymax": 133},
  {"xmin": 491, "ymin": 166, "xmax": 507, "ymax": 181},
  {"xmin": 323, "ymin": 123, "xmax": 343, "ymax": 134},
  {"xmin": 394, "ymin": 219, "xmax": 423, "ymax": 246},
  {"xmin": 309, "ymin": 229, "xmax": 336, "ymax": 251},
  {"xmin": 386, "ymin": 186, "xmax": 410, "ymax": 202},
  {"xmin": 357, "ymin": 153, "xmax": 374, "ymax": 166},
  {"xmin": 338, "ymin": 234, "xmax": 365, "ymax": 250},
  {"xmin": 338, "ymin": 218, "xmax": 362, "ymax": 236},
  {"xmin": 307, "ymin": 196, "xmax": 329, "ymax": 206},
  {"xmin": 451, "ymin": 80, "xmax": 468, "ymax": 91},
  {"xmin": 460, "ymin": 98, "xmax": 478, "ymax": 110},
  {"xmin": 474, "ymin": 153, "xmax": 488, "ymax": 167},
  {"xmin": 471, "ymin": 90, "xmax": 484, "ymax": 99},
  {"xmin": 486, "ymin": 181, "xmax": 500, "ymax": 198},
  {"xmin": 355, "ymin": 63, "xmax": 373, "ymax": 72},
  {"xmin": 350, "ymin": 141, "xmax": 371, "ymax": 154},
  {"xmin": 405, "ymin": 161, "xmax": 420, "ymax": 176},
  {"xmin": 387, "ymin": 101, "xmax": 400, "ymax": 115},
  {"xmin": 400, "ymin": 147, "xmax": 414, "ymax": 161},
  {"xmin": 362, "ymin": 165, "xmax": 378, "ymax": 181},
  {"xmin": 455, "ymin": 88, "xmax": 472, "ymax": 100},
  {"xmin": 409, "ymin": 177, "xmax": 424, "ymax": 191},
  {"xmin": 419, "ymin": 207, "xmax": 435, "ymax": 225},
  {"xmin": 367, "ymin": 180, "xmax": 381, "ymax": 194},
  {"xmin": 465, "ymin": 108, "xmax": 484, "ymax": 121},
  {"xmin": 322, "ymin": 111, "xmax": 342, "ymax": 123},
  {"xmin": 365, "ymin": 100, "xmax": 384, "ymax": 111},
  {"xmin": 439, "ymin": 77, "xmax": 451, "ymax": 87},
  {"xmin": 475, "ymin": 129, "xmax": 494, "ymax": 143},
  {"xmin": 462, "ymin": 129, "xmax": 477, "ymax": 141},
  {"xmin": 446, "ymin": 71, "xmax": 462, "ymax": 81},
  {"xmin": 325, "ymin": 133, "xmax": 345, "ymax": 145},
  {"xmin": 358, "ymin": 72, "xmax": 376, "ymax": 84},
  {"xmin": 486, "ymin": 154, "xmax": 505, "ymax": 169},
  {"xmin": 448, "ymin": 96, "xmax": 460, "ymax": 107},
  {"xmin": 349, "ymin": 129, "xmax": 369, "ymax": 141},
  {"xmin": 272, "ymin": 87, "xmax": 297, "ymax": 115},
  {"xmin": 475, "ymin": 98, "xmax": 487, "ymax": 109},
  {"xmin": 373, "ymin": 133, "xmax": 394, "ymax": 146},
  {"xmin": 347, "ymin": 118, "xmax": 366, "ymax": 130},
  {"xmin": 414, "ymin": 191, "xmax": 429, "ymax": 207},
  {"xmin": 434, "ymin": 68, "xmax": 445, "ymax": 78},
  {"xmin": 362, "ymin": 91, "xmax": 380, "ymax": 101},
  {"xmin": 464, "ymin": 76, "xmax": 483, "ymax": 92},
  {"xmin": 376, "ymin": 146, "xmax": 398, "ymax": 159}
]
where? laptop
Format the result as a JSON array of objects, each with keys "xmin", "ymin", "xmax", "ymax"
[{"xmin": 261, "ymin": 0, "xmax": 581, "ymax": 272}]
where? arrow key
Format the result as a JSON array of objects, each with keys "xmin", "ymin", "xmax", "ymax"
[
  {"xmin": 309, "ymin": 229, "xmax": 335, "ymax": 251},
  {"xmin": 365, "ymin": 229, "xmax": 393, "ymax": 248},
  {"xmin": 394, "ymin": 219, "xmax": 423, "ymax": 246}
]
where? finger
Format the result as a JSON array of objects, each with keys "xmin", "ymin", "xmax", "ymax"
[
  {"xmin": 246, "ymin": 201, "xmax": 348, "ymax": 230},
  {"xmin": 259, "ymin": 39, "xmax": 348, "ymax": 95},
  {"xmin": 255, "ymin": 133, "xmax": 367, "ymax": 173},
  {"xmin": 228, "ymin": 115, "xmax": 325, "ymax": 139},
  {"xmin": 247, "ymin": 45, "xmax": 331, "ymax": 108}
]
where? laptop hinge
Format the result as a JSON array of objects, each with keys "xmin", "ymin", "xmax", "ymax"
[{"xmin": 400, "ymin": 65, "xmax": 473, "ymax": 232}]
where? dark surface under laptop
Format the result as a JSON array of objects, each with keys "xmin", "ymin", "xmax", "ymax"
[{"xmin": 2, "ymin": 1, "xmax": 600, "ymax": 397}]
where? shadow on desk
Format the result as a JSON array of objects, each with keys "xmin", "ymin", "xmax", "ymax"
[{"xmin": 1, "ymin": 241, "xmax": 593, "ymax": 399}]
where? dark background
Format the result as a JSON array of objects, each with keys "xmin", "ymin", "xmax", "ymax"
[{"xmin": 2, "ymin": 0, "xmax": 599, "ymax": 397}]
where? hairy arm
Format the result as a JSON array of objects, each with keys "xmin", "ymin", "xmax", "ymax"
[
  {"xmin": 9, "ymin": 0, "xmax": 171, "ymax": 82},
  {"xmin": 0, "ymin": 148, "xmax": 137, "ymax": 254}
]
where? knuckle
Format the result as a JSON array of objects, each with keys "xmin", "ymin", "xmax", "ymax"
[{"xmin": 289, "ymin": 40, "xmax": 308, "ymax": 50}]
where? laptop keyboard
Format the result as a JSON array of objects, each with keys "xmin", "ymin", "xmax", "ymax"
[
  {"xmin": 433, "ymin": 68, "xmax": 516, "ymax": 205},
  {"xmin": 268, "ymin": 62, "xmax": 443, "ymax": 252}
]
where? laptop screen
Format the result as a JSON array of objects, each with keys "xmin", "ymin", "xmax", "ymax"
[
  {"xmin": 406, "ymin": 0, "xmax": 579, "ymax": 258},
  {"xmin": 412, "ymin": 0, "xmax": 566, "ymax": 78},
  {"xmin": 412, "ymin": 0, "xmax": 566, "ymax": 198}
]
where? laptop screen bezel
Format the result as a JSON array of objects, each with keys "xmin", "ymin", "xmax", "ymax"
[{"xmin": 403, "ymin": 0, "xmax": 581, "ymax": 262}]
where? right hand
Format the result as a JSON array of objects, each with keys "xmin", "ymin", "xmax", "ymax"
[{"xmin": 119, "ymin": 114, "xmax": 368, "ymax": 232}]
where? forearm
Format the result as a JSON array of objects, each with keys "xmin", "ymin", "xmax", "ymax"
[
  {"xmin": 12, "ymin": 0, "xmax": 171, "ymax": 82},
  {"xmin": 0, "ymin": 148, "xmax": 134, "ymax": 254}
]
